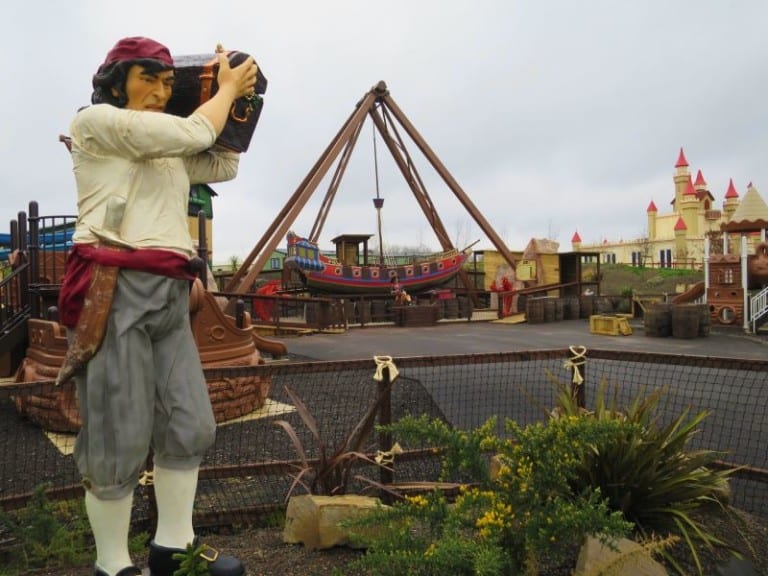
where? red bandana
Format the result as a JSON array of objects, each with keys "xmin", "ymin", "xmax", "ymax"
[{"xmin": 102, "ymin": 36, "xmax": 173, "ymax": 67}]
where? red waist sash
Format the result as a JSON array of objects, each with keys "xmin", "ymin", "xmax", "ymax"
[{"xmin": 57, "ymin": 244, "xmax": 196, "ymax": 328}]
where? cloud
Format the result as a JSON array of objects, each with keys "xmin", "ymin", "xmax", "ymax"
[{"xmin": 3, "ymin": 0, "xmax": 768, "ymax": 263}]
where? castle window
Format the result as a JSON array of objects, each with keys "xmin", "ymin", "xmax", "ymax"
[{"xmin": 659, "ymin": 249, "xmax": 672, "ymax": 268}]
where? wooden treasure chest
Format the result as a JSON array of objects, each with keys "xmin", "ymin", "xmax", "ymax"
[{"xmin": 166, "ymin": 50, "xmax": 268, "ymax": 153}]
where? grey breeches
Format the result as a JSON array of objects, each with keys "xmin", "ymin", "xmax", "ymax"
[{"xmin": 74, "ymin": 269, "xmax": 216, "ymax": 500}]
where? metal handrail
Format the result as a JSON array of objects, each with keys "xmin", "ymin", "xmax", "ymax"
[{"xmin": 750, "ymin": 285, "xmax": 768, "ymax": 333}]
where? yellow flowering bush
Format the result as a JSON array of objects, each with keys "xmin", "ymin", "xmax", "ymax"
[{"xmin": 343, "ymin": 415, "xmax": 632, "ymax": 575}]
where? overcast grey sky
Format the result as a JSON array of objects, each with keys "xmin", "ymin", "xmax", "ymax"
[{"xmin": 2, "ymin": 0, "xmax": 767, "ymax": 262}]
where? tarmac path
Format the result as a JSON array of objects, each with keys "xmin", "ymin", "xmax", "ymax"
[
  {"xmin": 281, "ymin": 318, "xmax": 768, "ymax": 362},
  {"xmin": 279, "ymin": 317, "xmax": 768, "ymax": 518}
]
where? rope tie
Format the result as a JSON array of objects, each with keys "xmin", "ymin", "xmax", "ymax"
[
  {"xmin": 138, "ymin": 468, "xmax": 154, "ymax": 486},
  {"xmin": 563, "ymin": 345, "xmax": 587, "ymax": 385},
  {"xmin": 373, "ymin": 355, "xmax": 399, "ymax": 383},
  {"xmin": 375, "ymin": 442, "xmax": 403, "ymax": 465}
]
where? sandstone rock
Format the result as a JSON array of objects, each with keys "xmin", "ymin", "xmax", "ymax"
[
  {"xmin": 575, "ymin": 536, "xmax": 668, "ymax": 576},
  {"xmin": 283, "ymin": 494, "xmax": 383, "ymax": 550}
]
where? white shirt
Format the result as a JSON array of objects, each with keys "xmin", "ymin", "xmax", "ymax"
[{"xmin": 69, "ymin": 104, "xmax": 239, "ymax": 257}]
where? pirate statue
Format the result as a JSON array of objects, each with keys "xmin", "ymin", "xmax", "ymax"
[{"xmin": 58, "ymin": 36, "xmax": 258, "ymax": 576}]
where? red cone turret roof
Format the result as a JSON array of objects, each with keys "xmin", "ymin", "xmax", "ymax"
[
  {"xmin": 724, "ymin": 178, "xmax": 739, "ymax": 199},
  {"xmin": 694, "ymin": 169, "xmax": 707, "ymax": 188},
  {"xmin": 647, "ymin": 200, "xmax": 657, "ymax": 212},
  {"xmin": 675, "ymin": 147, "xmax": 689, "ymax": 168},
  {"xmin": 684, "ymin": 177, "xmax": 697, "ymax": 196},
  {"xmin": 571, "ymin": 231, "xmax": 581, "ymax": 243},
  {"xmin": 674, "ymin": 216, "xmax": 687, "ymax": 231}
]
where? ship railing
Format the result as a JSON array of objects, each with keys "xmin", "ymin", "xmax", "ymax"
[{"xmin": 362, "ymin": 249, "xmax": 462, "ymax": 267}]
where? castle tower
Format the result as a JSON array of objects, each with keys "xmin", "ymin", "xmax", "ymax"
[
  {"xmin": 673, "ymin": 147, "xmax": 690, "ymax": 209},
  {"xmin": 646, "ymin": 200, "xmax": 657, "ymax": 240},
  {"xmin": 723, "ymin": 178, "xmax": 740, "ymax": 220},
  {"xmin": 681, "ymin": 176, "xmax": 699, "ymax": 237},
  {"xmin": 674, "ymin": 216, "xmax": 688, "ymax": 262},
  {"xmin": 571, "ymin": 230, "xmax": 582, "ymax": 251},
  {"xmin": 694, "ymin": 169, "xmax": 712, "ymax": 210}
]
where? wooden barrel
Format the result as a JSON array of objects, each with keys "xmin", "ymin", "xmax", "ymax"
[
  {"xmin": 579, "ymin": 295, "xmax": 595, "ymax": 319},
  {"xmin": 644, "ymin": 303, "xmax": 672, "ymax": 337},
  {"xmin": 698, "ymin": 304, "xmax": 711, "ymax": 337},
  {"xmin": 554, "ymin": 298, "xmax": 565, "ymax": 321},
  {"xmin": 595, "ymin": 296, "xmax": 614, "ymax": 314},
  {"xmin": 564, "ymin": 296, "xmax": 580, "ymax": 320},
  {"xmin": 526, "ymin": 298, "xmax": 545, "ymax": 324},
  {"xmin": 543, "ymin": 298, "xmax": 556, "ymax": 322},
  {"xmin": 671, "ymin": 304, "xmax": 700, "ymax": 339}
]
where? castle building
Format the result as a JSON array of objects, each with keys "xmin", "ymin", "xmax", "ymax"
[{"xmin": 574, "ymin": 148, "xmax": 766, "ymax": 268}]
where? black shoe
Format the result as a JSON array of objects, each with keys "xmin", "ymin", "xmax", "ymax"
[
  {"xmin": 148, "ymin": 539, "xmax": 244, "ymax": 576},
  {"xmin": 93, "ymin": 566, "xmax": 142, "ymax": 576}
]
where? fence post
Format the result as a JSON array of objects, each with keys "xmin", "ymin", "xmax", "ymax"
[
  {"xmin": 377, "ymin": 365, "xmax": 393, "ymax": 498},
  {"xmin": 567, "ymin": 345, "xmax": 587, "ymax": 409}
]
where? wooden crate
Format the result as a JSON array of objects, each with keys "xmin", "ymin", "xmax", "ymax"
[
  {"xmin": 589, "ymin": 315, "xmax": 632, "ymax": 336},
  {"xmin": 393, "ymin": 305, "xmax": 438, "ymax": 327}
]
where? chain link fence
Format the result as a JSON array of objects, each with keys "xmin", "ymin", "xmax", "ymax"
[{"xmin": 1, "ymin": 348, "xmax": 766, "ymax": 530}]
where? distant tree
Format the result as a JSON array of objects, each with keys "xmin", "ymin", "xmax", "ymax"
[
  {"xmin": 229, "ymin": 255, "xmax": 241, "ymax": 272},
  {"xmin": 638, "ymin": 232, "xmax": 652, "ymax": 267}
]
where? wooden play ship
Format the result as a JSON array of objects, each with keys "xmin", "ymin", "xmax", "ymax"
[
  {"xmin": 284, "ymin": 232, "xmax": 469, "ymax": 295},
  {"xmin": 3, "ymin": 202, "xmax": 283, "ymax": 434}
]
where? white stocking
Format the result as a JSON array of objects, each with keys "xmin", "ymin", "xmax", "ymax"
[
  {"xmin": 85, "ymin": 490, "xmax": 133, "ymax": 575},
  {"xmin": 152, "ymin": 464, "xmax": 197, "ymax": 549}
]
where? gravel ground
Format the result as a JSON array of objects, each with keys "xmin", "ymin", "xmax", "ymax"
[{"xmin": 30, "ymin": 503, "xmax": 768, "ymax": 576}]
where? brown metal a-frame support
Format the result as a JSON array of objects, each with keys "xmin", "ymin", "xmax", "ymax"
[{"xmin": 225, "ymin": 81, "xmax": 517, "ymax": 297}]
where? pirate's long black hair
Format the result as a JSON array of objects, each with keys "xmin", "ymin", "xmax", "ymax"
[{"xmin": 91, "ymin": 58, "xmax": 174, "ymax": 107}]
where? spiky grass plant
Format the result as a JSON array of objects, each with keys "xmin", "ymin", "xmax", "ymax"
[
  {"xmin": 552, "ymin": 379, "xmax": 736, "ymax": 575},
  {"xmin": 273, "ymin": 381, "xmax": 394, "ymax": 498}
]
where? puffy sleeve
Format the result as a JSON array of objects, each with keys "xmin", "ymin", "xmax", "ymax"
[
  {"xmin": 184, "ymin": 147, "xmax": 240, "ymax": 185},
  {"xmin": 70, "ymin": 105, "xmax": 217, "ymax": 160}
]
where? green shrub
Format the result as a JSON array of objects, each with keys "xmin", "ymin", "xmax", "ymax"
[
  {"xmin": 553, "ymin": 381, "xmax": 736, "ymax": 575},
  {"xmin": 346, "ymin": 415, "xmax": 632, "ymax": 575},
  {"xmin": 0, "ymin": 484, "xmax": 91, "ymax": 574}
]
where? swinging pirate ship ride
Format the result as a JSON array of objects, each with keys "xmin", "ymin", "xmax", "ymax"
[{"xmin": 223, "ymin": 80, "xmax": 518, "ymax": 306}]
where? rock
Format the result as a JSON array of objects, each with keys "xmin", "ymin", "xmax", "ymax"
[
  {"xmin": 282, "ymin": 494, "xmax": 383, "ymax": 550},
  {"xmin": 575, "ymin": 536, "xmax": 668, "ymax": 576}
]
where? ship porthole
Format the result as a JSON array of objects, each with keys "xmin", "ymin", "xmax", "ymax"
[{"xmin": 718, "ymin": 306, "xmax": 736, "ymax": 324}]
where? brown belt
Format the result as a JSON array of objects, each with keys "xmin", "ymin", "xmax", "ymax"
[{"xmin": 56, "ymin": 260, "xmax": 119, "ymax": 386}]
